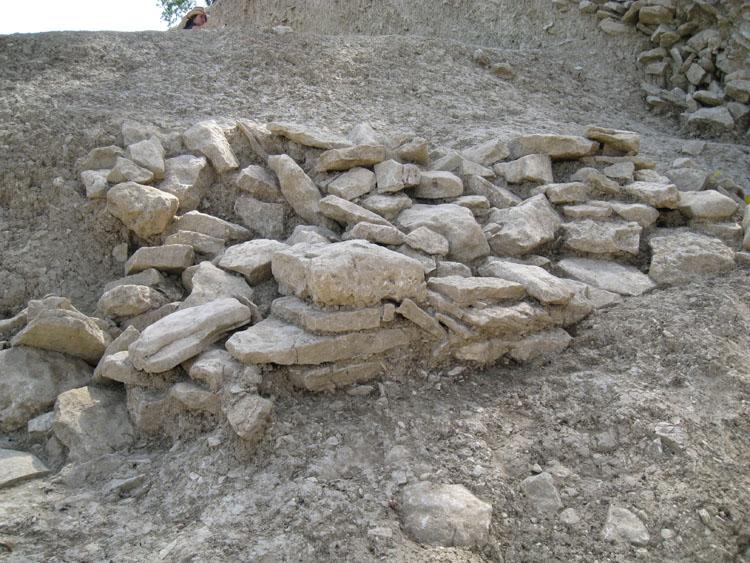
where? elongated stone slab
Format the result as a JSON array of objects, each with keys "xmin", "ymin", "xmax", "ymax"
[
  {"xmin": 510, "ymin": 134, "xmax": 598, "ymax": 160},
  {"xmin": 562, "ymin": 220, "xmax": 642, "ymax": 256},
  {"xmin": 427, "ymin": 275, "xmax": 525, "ymax": 307},
  {"xmin": 271, "ymin": 296, "xmax": 382, "ymax": 334},
  {"xmin": 226, "ymin": 317, "xmax": 414, "ymax": 365},
  {"xmin": 315, "ymin": 145, "xmax": 387, "ymax": 172},
  {"xmin": 129, "ymin": 298, "xmax": 253, "ymax": 373},
  {"xmin": 272, "ymin": 240, "xmax": 426, "ymax": 307},
  {"xmin": 479, "ymin": 259, "xmax": 575, "ymax": 305},
  {"xmin": 267, "ymin": 121, "xmax": 352, "ymax": 150},
  {"xmin": 557, "ymin": 257, "xmax": 656, "ymax": 296},
  {"xmin": 622, "ymin": 181, "xmax": 679, "ymax": 208},
  {"xmin": 462, "ymin": 302, "xmax": 553, "ymax": 334},
  {"xmin": 288, "ymin": 361, "xmax": 382, "ymax": 391},
  {"xmin": 319, "ymin": 194, "xmax": 392, "ymax": 227}
]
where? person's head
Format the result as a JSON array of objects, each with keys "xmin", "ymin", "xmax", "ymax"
[{"xmin": 185, "ymin": 7, "xmax": 207, "ymax": 29}]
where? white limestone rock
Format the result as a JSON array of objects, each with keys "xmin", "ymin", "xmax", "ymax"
[
  {"xmin": 158, "ymin": 155, "xmax": 213, "ymax": 212},
  {"xmin": 183, "ymin": 120, "xmax": 239, "ymax": 173},
  {"xmin": 464, "ymin": 175, "xmax": 521, "ymax": 209},
  {"xmin": 479, "ymin": 259, "xmax": 575, "ymax": 305},
  {"xmin": 677, "ymin": 190, "xmax": 739, "ymax": 220},
  {"xmin": 223, "ymin": 394, "xmax": 273, "ymax": 443},
  {"xmin": 266, "ymin": 121, "xmax": 352, "ymax": 149},
  {"xmin": 77, "ymin": 145, "xmax": 124, "ymax": 172},
  {"xmin": 164, "ymin": 230, "xmax": 225, "ymax": 257},
  {"xmin": 484, "ymin": 194, "xmax": 561, "ymax": 256},
  {"xmin": 585, "ymin": 125, "xmax": 640, "ymax": 155},
  {"xmin": 405, "ymin": 226, "xmax": 450, "ymax": 256},
  {"xmin": 401, "ymin": 482, "xmax": 492, "ymax": 547},
  {"xmin": 427, "ymin": 275, "xmax": 525, "ymax": 307},
  {"xmin": 319, "ymin": 194, "xmax": 392, "ymax": 227},
  {"xmin": 557, "ymin": 257, "xmax": 656, "ymax": 296},
  {"xmin": 272, "ymin": 240, "xmax": 426, "ymax": 307},
  {"xmin": 509, "ymin": 328, "xmax": 572, "ymax": 362},
  {"xmin": 96, "ymin": 284, "xmax": 169, "ymax": 318},
  {"xmin": 461, "ymin": 138, "xmax": 510, "ymax": 166},
  {"xmin": 271, "ymin": 296, "xmax": 382, "ymax": 334},
  {"xmin": 622, "ymin": 181, "xmax": 680, "ymax": 208},
  {"xmin": 236, "ymin": 164, "xmax": 282, "ymax": 201},
  {"xmin": 107, "ymin": 181, "xmax": 179, "ymax": 238},
  {"xmin": 268, "ymin": 154, "xmax": 338, "ymax": 230},
  {"xmin": 315, "ymin": 145, "xmax": 387, "ymax": 172},
  {"xmin": 219, "ymin": 239, "xmax": 291, "ymax": 285},
  {"xmin": 174, "ymin": 210, "xmax": 251, "ymax": 242},
  {"xmin": 126, "ymin": 136, "xmax": 166, "ymax": 180},
  {"xmin": 544, "ymin": 182, "xmax": 590, "ymax": 204},
  {"xmin": 664, "ymin": 167, "xmax": 708, "ymax": 192},
  {"xmin": 342, "ymin": 222, "xmax": 406, "ymax": 246},
  {"xmin": 610, "ymin": 202, "xmax": 660, "ymax": 228},
  {"xmin": 649, "ymin": 231, "xmax": 735, "ymax": 286},
  {"xmin": 107, "ymin": 157, "xmax": 154, "ymax": 184},
  {"xmin": 562, "ymin": 220, "xmax": 642, "ymax": 255},
  {"xmin": 129, "ymin": 298, "xmax": 253, "ymax": 373},
  {"xmin": 97, "ymin": 350, "xmax": 176, "ymax": 389},
  {"xmin": 80, "ymin": 169, "xmax": 109, "ymax": 199},
  {"xmin": 462, "ymin": 302, "xmax": 553, "ymax": 335},
  {"xmin": 288, "ymin": 361, "xmax": 381, "ymax": 391},
  {"xmin": 561, "ymin": 202, "xmax": 612, "ymax": 220},
  {"xmin": 601, "ymin": 505, "xmax": 650, "ymax": 546},
  {"xmin": 169, "ymin": 381, "xmax": 220, "ymax": 415},
  {"xmin": 124, "ymin": 245, "xmax": 195, "ymax": 276},
  {"xmin": 184, "ymin": 347, "xmax": 261, "ymax": 392},
  {"xmin": 397, "ymin": 204, "xmax": 490, "ymax": 263},
  {"xmin": 361, "ymin": 193, "xmax": 413, "ymax": 221},
  {"xmin": 234, "ymin": 196, "xmax": 286, "ymax": 240},
  {"xmin": 510, "ymin": 134, "xmax": 598, "ymax": 160},
  {"xmin": 327, "ymin": 167, "xmax": 376, "ymax": 200},
  {"xmin": 0, "ymin": 449, "xmax": 50, "ymax": 488},
  {"xmin": 603, "ymin": 161, "xmax": 635, "ymax": 184},
  {"xmin": 92, "ymin": 325, "xmax": 140, "ymax": 385},
  {"xmin": 686, "ymin": 107, "xmax": 736, "ymax": 132},
  {"xmin": 180, "ymin": 261, "xmax": 256, "ymax": 310},
  {"xmin": 226, "ymin": 317, "xmax": 415, "ymax": 365},
  {"xmin": 11, "ymin": 308, "xmax": 112, "ymax": 364},
  {"xmin": 520, "ymin": 472, "xmax": 564, "ymax": 514},
  {"xmin": 0, "ymin": 347, "xmax": 92, "ymax": 431},
  {"xmin": 374, "ymin": 159, "xmax": 420, "ymax": 194},
  {"xmin": 53, "ymin": 386, "xmax": 134, "ymax": 462},
  {"xmin": 396, "ymin": 298, "xmax": 446, "ymax": 339},
  {"xmin": 494, "ymin": 154, "xmax": 554, "ymax": 184},
  {"xmin": 413, "ymin": 170, "xmax": 463, "ymax": 199}
]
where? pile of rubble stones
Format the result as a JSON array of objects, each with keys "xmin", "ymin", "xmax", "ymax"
[{"xmin": 1, "ymin": 117, "xmax": 748, "ymax": 470}]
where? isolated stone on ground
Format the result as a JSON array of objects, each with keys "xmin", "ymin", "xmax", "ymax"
[
  {"xmin": 268, "ymin": 154, "xmax": 337, "ymax": 230},
  {"xmin": 272, "ymin": 240, "xmax": 426, "ymax": 307},
  {"xmin": 0, "ymin": 347, "xmax": 93, "ymax": 431},
  {"xmin": 601, "ymin": 505, "xmax": 650, "ymax": 546},
  {"xmin": 397, "ymin": 204, "xmax": 489, "ymax": 263},
  {"xmin": 557, "ymin": 257, "xmax": 656, "ymax": 296},
  {"xmin": 648, "ymin": 231, "xmax": 735, "ymax": 286},
  {"xmin": 401, "ymin": 482, "xmax": 492, "ymax": 547},
  {"xmin": 11, "ymin": 308, "xmax": 112, "ymax": 364},
  {"xmin": 521, "ymin": 472, "xmax": 563, "ymax": 515},
  {"xmin": 53, "ymin": 386, "xmax": 135, "ymax": 462},
  {"xmin": 107, "ymin": 181, "xmax": 179, "ymax": 238},
  {"xmin": 484, "ymin": 194, "xmax": 561, "ymax": 256},
  {"xmin": 0, "ymin": 449, "xmax": 50, "ymax": 488},
  {"xmin": 223, "ymin": 394, "xmax": 273, "ymax": 442},
  {"xmin": 159, "ymin": 154, "xmax": 212, "ymax": 211},
  {"xmin": 183, "ymin": 120, "xmax": 239, "ymax": 173},
  {"xmin": 129, "ymin": 298, "xmax": 253, "ymax": 373}
]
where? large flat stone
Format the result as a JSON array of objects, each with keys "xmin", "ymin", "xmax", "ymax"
[
  {"xmin": 562, "ymin": 220, "xmax": 642, "ymax": 256},
  {"xmin": 319, "ymin": 195, "xmax": 392, "ymax": 227},
  {"xmin": 510, "ymin": 134, "xmax": 598, "ymax": 160},
  {"xmin": 0, "ymin": 449, "xmax": 50, "ymax": 489},
  {"xmin": 427, "ymin": 275, "xmax": 525, "ymax": 307},
  {"xmin": 271, "ymin": 296, "xmax": 383, "ymax": 334},
  {"xmin": 622, "ymin": 181, "xmax": 679, "ymax": 208},
  {"xmin": 218, "ymin": 239, "xmax": 290, "ymax": 285},
  {"xmin": 649, "ymin": 231, "xmax": 735, "ymax": 286},
  {"xmin": 479, "ymin": 259, "xmax": 575, "ymax": 305},
  {"xmin": 272, "ymin": 240, "xmax": 426, "ymax": 307},
  {"xmin": 462, "ymin": 302, "xmax": 553, "ymax": 335},
  {"xmin": 226, "ymin": 317, "xmax": 415, "ymax": 365},
  {"xmin": 180, "ymin": 261, "xmax": 256, "ymax": 310},
  {"xmin": 124, "ymin": 244, "xmax": 195, "ymax": 276},
  {"xmin": 267, "ymin": 121, "xmax": 352, "ymax": 149},
  {"xmin": 129, "ymin": 298, "xmax": 253, "ymax": 373},
  {"xmin": 557, "ymin": 257, "xmax": 656, "ymax": 296},
  {"xmin": 677, "ymin": 190, "xmax": 739, "ymax": 220},
  {"xmin": 174, "ymin": 210, "xmax": 251, "ymax": 242}
]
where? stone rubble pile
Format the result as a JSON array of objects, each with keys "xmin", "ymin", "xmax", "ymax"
[
  {"xmin": 1, "ymin": 117, "xmax": 748, "ymax": 469},
  {"xmin": 568, "ymin": 0, "xmax": 750, "ymax": 136}
]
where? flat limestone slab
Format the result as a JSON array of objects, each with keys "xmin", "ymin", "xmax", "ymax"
[
  {"xmin": 0, "ymin": 449, "xmax": 50, "ymax": 488},
  {"xmin": 557, "ymin": 257, "xmax": 656, "ymax": 296},
  {"xmin": 226, "ymin": 317, "xmax": 415, "ymax": 365}
]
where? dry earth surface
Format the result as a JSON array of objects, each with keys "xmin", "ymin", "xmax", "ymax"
[{"xmin": 1, "ymin": 0, "xmax": 749, "ymax": 561}]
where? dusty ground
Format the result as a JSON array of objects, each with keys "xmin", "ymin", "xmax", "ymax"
[{"xmin": 1, "ymin": 4, "xmax": 750, "ymax": 561}]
